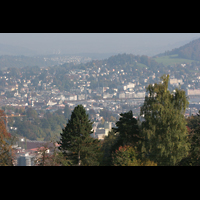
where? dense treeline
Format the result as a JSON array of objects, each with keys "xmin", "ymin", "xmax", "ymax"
[
  {"xmin": 99, "ymin": 75, "xmax": 192, "ymax": 166},
  {"xmin": 51, "ymin": 74, "xmax": 200, "ymax": 166},
  {"xmin": 3, "ymin": 74, "xmax": 200, "ymax": 165},
  {"xmin": 2, "ymin": 52, "xmax": 200, "ymax": 95},
  {"xmin": 77, "ymin": 53, "xmax": 164, "ymax": 73},
  {"xmin": 0, "ymin": 109, "xmax": 14, "ymax": 166},
  {"xmin": 0, "ymin": 53, "xmax": 166, "ymax": 93},
  {"xmin": 5, "ymin": 106, "xmax": 118, "ymax": 141},
  {"xmin": 8, "ymin": 105, "xmax": 71, "ymax": 141}
]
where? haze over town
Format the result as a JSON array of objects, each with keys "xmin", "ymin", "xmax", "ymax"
[
  {"xmin": 1, "ymin": 33, "xmax": 200, "ymax": 56},
  {"xmin": 1, "ymin": 33, "xmax": 200, "ymax": 166}
]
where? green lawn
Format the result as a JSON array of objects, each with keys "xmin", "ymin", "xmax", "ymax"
[{"xmin": 153, "ymin": 54, "xmax": 196, "ymax": 66}]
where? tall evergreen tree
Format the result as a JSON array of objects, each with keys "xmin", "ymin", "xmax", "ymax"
[
  {"xmin": 100, "ymin": 110, "xmax": 142, "ymax": 166},
  {"xmin": 112, "ymin": 110, "xmax": 141, "ymax": 152},
  {"xmin": 139, "ymin": 74, "xmax": 190, "ymax": 166},
  {"xmin": 58, "ymin": 104, "xmax": 101, "ymax": 166}
]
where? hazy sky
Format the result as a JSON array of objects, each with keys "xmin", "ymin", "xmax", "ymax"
[{"xmin": 0, "ymin": 33, "xmax": 200, "ymax": 56}]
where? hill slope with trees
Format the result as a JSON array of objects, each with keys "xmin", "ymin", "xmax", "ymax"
[{"xmin": 154, "ymin": 38, "xmax": 200, "ymax": 61}]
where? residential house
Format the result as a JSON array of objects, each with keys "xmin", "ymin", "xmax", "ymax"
[
  {"xmin": 118, "ymin": 92, "xmax": 125, "ymax": 99},
  {"xmin": 47, "ymin": 100, "xmax": 57, "ymax": 106},
  {"xmin": 78, "ymin": 94, "xmax": 85, "ymax": 100}
]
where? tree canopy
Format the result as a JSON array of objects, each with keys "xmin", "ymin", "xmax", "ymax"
[
  {"xmin": 0, "ymin": 109, "xmax": 13, "ymax": 166},
  {"xmin": 58, "ymin": 104, "xmax": 102, "ymax": 166},
  {"xmin": 139, "ymin": 74, "xmax": 190, "ymax": 165}
]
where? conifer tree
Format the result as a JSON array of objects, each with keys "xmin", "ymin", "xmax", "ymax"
[
  {"xmin": 58, "ymin": 104, "xmax": 102, "ymax": 166},
  {"xmin": 139, "ymin": 74, "xmax": 190, "ymax": 166},
  {"xmin": 100, "ymin": 110, "xmax": 142, "ymax": 166},
  {"xmin": 114, "ymin": 111, "xmax": 140, "ymax": 142},
  {"xmin": 112, "ymin": 110, "xmax": 141, "ymax": 153}
]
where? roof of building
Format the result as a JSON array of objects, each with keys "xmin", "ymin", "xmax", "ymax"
[{"xmin": 21, "ymin": 141, "xmax": 54, "ymax": 150}]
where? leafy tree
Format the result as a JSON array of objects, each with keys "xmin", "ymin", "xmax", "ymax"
[
  {"xmin": 178, "ymin": 112, "xmax": 200, "ymax": 166},
  {"xmin": 99, "ymin": 129, "xmax": 119, "ymax": 166},
  {"xmin": 111, "ymin": 145, "xmax": 157, "ymax": 166},
  {"xmin": 0, "ymin": 109, "xmax": 14, "ymax": 166},
  {"xmin": 88, "ymin": 109, "xmax": 96, "ymax": 120},
  {"xmin": 101, "ymin": 117, "xmax": 105, "ymax": 125},
  {"xmin": 100, "ymin": 110, "xmax": 142, "ymax": 165},
  {"xmin": 100, "ymin": 109, "xmax": 113, "ymax": 121},
  {"xmin": 140, "ymin": 159, "xmax": 157, "ymax": 166},
  {"xmin": 41, "ymin": 118, "xmax": 50, "ymax": 129},
  {"xmin": 187, "ymin": 129, "xmax": 200, "ymax": 166},
  {"xmin": 5, "ymin": 91, "xmax": 15, "ymax": 98},
  {"xmin": 34, "ymin": 139, "xmax": 71, "ymax": 166},
  {"xmin": 58, "ymin": 104, "xmax": 102, "ymax": 166},
  {"xmin": 139, "ymin": 74, "xmax": 190, "ymax": 166},
  {"xmin": 26, "ymin": 108, "xmax": 38, "ymax": 119},
  {"xmin": 111, "ymin": 145, "xmax": 140, "ymax": 166},
  {"xmin": 109, "ymin": 116, "xmax": 116, "ymax": 122}
]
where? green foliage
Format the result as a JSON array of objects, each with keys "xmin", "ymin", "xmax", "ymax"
[
  {"xmin": 111, "ymin": 145, "xmax": 140, "ymax": 166},
  {"xmin": 52, "ymin": 71, "xmax": 74, "ymax": 91},
  {"xmin": 153, "ymin": 54, "xmax": 195, "ymax": 67},
  {"xmin": 100, "ymin": 129, "xmax": 119, "ymax": 166},
  {"xmin": 109, "ymin": 116, "xmax": 116, "ymax": 122},
  {"xmin": 5, "ymin": 91, "xmax": 15, "ymax": 98},
  {"xmin": 100, "ymin": 110, "xmax": 142, "ymax": 166},
  {"xmin": 58, "ymin": 104, "xmax": 102, "ymax": 166},
  {"xmin": 100, "ymin": 108, "xmax": 116, "ymax": 121},
  {"xmin": 26, "ymin": 108, "xmax": 38, "ymax": 119},
  {"xmin": 112, "ymin": 110, "xmax": 141, "ymax": 150},
  {"xmin": 10, "ymin": 108, "xmax": 67, "ymax": 141},
  {"xmin": 88, "ymin": 109, "xmax": 96, "ymax": 120},
  {"xmin": 178, "ymin": 112, "xmax": 200, "ymax": 166},
  {"xmin": 34, "ymin": 139, "xmax": 73, "ymax": 166},
  {"xmin": 0, "ymin": 109, "xmax": 14, "ymax": 166},
  {"xmin": 0, "ymin": 55, "xmax": 57, "ymax": 69},
  {"xmin": 140, "ymin": 74, "xmax": 190, "ymax": 166},
  {"xmin": 111, "ymin": 145, "xmax": 157, "ymax": 166},
  {"xmin": 155, "ymin": 38, "xmax": 200, "ymax": 62}
]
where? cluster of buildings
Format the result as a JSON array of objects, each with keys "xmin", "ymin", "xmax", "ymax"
[
  {"xmin": 11, "ymin": 137, "xmax": 58, "ymax": 166},
  {"xmin": 45, "ymin": 55, "xmax": 92, "ymax": 65},
  {"xmin": 1, "ymin": 59, "xmax": 200, "ymax": 144},
  {"xmin": 0, "ymin": 65, "xmax": 147, "ymax": 114},
  {"xmin": 11, "ymin": 120, "xmax": 114, "ymax": 166}
]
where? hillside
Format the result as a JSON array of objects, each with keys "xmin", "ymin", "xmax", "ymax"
[
  {"xmin": 0, "ymin": 55, "xmax": 58, "ymax": 69},
  {"xmin": 74, "ymin": 53, "xmax": 163, "ymax": 71},
  {"xmin": 0, "ymin": 43, "xmax": 38, "ymax": 56},
  {"xmin": 154, "ymin": 38, "xmax": 200, "ymax": 61}
]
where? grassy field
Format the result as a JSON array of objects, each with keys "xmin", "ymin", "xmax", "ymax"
[
  {"xmin": 153, "ymin": 54, "xmax": 196, "ymax": 66},
  {"xmin": 135, "ymin": 62, "xmax": 148, "ymax": 69}
]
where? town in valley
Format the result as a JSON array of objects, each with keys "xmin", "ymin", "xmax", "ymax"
[{"xmin": 1, "ymin": 34, "xmax": 200, "ymax": 165}]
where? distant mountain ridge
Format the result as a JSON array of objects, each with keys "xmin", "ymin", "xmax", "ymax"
[
  {"xmin": 0, "ymin": 55, "xmax": 57, "ymax": 69},
  {"xmin": 154, "ymin": 38, "xmax": 200, "ymax": 61},
  {"xmin": 0, "ymin": 43, "xmax": 38, "ymax": 56}
]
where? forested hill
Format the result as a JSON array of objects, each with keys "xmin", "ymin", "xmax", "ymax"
[
  {"xmin": 154, "ymin": 38, "xmax": 200, "ymax": 61},
  {"xmin": 73, "ymin": 53, "xmax": 164, "ymax": 71},
  {"xmin": 0, "ymin": 55, "xmax": 58, "ymax": 69}
]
